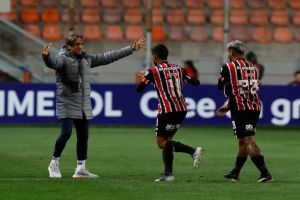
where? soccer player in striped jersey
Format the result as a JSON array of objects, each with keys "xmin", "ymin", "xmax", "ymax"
[
  {"xmin": 137, "ymin": 44, "xmax": 203, "ymax": 182},
  {"xmin": 217, "ymin": 40, "xmax": 272, "ymax": 183}
]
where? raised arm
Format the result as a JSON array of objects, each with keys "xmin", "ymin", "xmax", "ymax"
[
  {"xmin": 90, "ymin": 37, "xmax": 145, "ymax": 68},
  {"xmin": 41, "ymin": 42, "xmax": 64, "ymax": 70},
  {"xmin": 136, "ymin": 69, "xmax": 154, "ymax": 93}
]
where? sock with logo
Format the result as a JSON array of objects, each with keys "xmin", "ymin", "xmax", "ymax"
[{"xmin": 76, "ymin": 160, "xmax": 86, "ymax": 171}]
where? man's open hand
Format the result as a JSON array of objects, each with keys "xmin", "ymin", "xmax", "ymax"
[
  {"xmin": 132, "ymin": 37, "xmax": 145, "ymax": 51},
  {"xmin": 42, "ymin": 42, "xmax": 52, "ymax": 56}
]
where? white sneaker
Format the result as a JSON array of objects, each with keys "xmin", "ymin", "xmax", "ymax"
[
  {"xmin": 48, "ymin": 162, "xmax": 62, "ymax": 178},
  {"xmin": 154, "ymin": 174, "xmax": 175, "ymax": 182},
  {"xmin": 193, "ymin": 147, "xmax": 203, "ymax": 169},
  {"xmin": 72, "ymin": 168, "xmax": 98, "ymax": 179}
]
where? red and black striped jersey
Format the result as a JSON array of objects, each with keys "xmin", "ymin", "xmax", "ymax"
[
  {"xmin": 218, "ymin": 59, "xmax": 261, "ymax": 111},
  {"xmin": 137, "ymin": 62, "xmax": 200, "ymax": 114}
]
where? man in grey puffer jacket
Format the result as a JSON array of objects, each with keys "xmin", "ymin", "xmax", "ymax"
[{"xmin": 42, "ymin": 34, "xmax": 145, "ymax": 178}]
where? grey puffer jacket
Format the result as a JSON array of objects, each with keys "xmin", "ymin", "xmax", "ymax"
[{"xmin": 42, "ymin": 46, "xmax": 133, "ymax": 119}]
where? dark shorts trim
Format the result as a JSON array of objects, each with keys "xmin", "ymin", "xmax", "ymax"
[
  {"xmin": 231, "ymin": 110, "xmax": 260, "ymax": 139},
  {"xmin": 155, "ymin": 111, "xmax": 187, "ymax": 138}
]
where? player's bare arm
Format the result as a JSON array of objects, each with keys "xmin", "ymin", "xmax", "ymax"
[
  {"xmin": 216, "ymin": 103, "xmax": 230, "ymax": 116},
  {"xmin": 137, "ymin": 70, "xmax": 147, "ymax": 79}
]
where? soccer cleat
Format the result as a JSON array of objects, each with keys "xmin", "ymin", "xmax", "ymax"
[
  {"xmin": 72, "ymin": 168, "xmax": 98, "ymax": 179},
  {"xmin": 257, "ymin": 173, "xmax": 273, "ymax": 183},
  {"xmin": 193, "ymin": 147, "xmax": 203, "ymax": 169},
  {"xmin": 224, "ymin": 171, "xmax": 240, "ymax": 181},
  {"xmin": 154, "ymin": 174, "xmax": 175, "ymax": 182},
  {"xmin": 48, "ymin": 162, "xmax": 62, "ymax": 178}
]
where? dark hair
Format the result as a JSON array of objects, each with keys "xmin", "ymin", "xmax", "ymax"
[
  {"xmin": 184, "ymin": 60, "xmax": 197, "ymax": 73},
  {"xmin": 246, "ymin": 51, "xmax": 257, "ymax": 64},
  {"xmin": 65, "ymin": 33, "xmax": 83, "ymax": 47},
  {"xmin": 151, "ymin": 44, "xmax": 169, "ymax": 60},
  {"xmin": 294, "ymin": 70, "xmax": 300, "ymax": 76}
]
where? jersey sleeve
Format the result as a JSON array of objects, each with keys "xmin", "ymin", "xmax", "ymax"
[
  {"xmin": 218, "ymin": 64, "xmax": 229, "ymax": 90},
  {"xmin": 136, "ymin": 69, "xmax": 154, "ymax": 92},
  {"xmin": 182, "ymin": 68, "xmax": 200, "ymax": 86}
]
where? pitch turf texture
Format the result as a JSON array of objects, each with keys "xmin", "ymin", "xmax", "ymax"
[{"xmin": 0, "ymin": 126, "xmax": 299, "ymax": 200}]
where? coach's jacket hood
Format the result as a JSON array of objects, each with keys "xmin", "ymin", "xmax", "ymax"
[{"xmin": 42, "ymin": 45, "xmax": 133, "ymax": 120}]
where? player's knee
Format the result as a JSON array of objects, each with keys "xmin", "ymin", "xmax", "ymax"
[
  {"xmin": 246, "ymin": 143, "xmax": 259, "ymax": 156},
  {"xmin": 157, "ymin": 142, "xmax": 165, "ymax": 149},
  {"xmin": 156, "ymin": 139, "xmax": 167, "ymax": 149},
  {"xmin": 156, "ymin": 135, "xmax": 167, "ymax": 149},
  {"xmin": 239, "ymin": 146, "xmax": 247, "ymax": 154}
]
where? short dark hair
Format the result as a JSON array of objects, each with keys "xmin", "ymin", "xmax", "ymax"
[
  {"xmin": 184, "ymin": 60, "xmax": 197, "ymax": 73},
  {"xmin": 65, "ymin": 33, "xmax": 83, "ymax": 47},
  {"xmin": 184, "ymin": 60, "xmax": 194, "ymax": 68},
  {"xmin": 246, "ymin": 51, "xmax": 257, "ymax": 63},
  {"xmin": 151, "ymin": 44, "xmax": 169, "ymax": 60},
  {"xmin": 294, "ymin": 70, "xmax": 300, "ymax": 76}
]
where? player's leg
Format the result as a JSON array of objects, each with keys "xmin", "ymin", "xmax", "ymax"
[
  {"xmin": 224, "ymin": 111, "xmax": 248, "ymax": 181},
  {"xmin": 156, "ymin": 135, "xmax": 174, "ymax": 179},
  {"xmin": 224, "ymin": 137, "xmax": 248, "ymax": 181},
  {"xmin": 245, "ymin": 111, "xmax": 272, "ymax": 183},
  {"xmin": 155, "ymin": 136, "xmax": 175, "ymax": 182},
  {"xmin": 48, "ymin": 118, "xmax": 73, "ymax": 178},
  {"xmin": 154, "ymin": 114, "xmax": 175, "ymax": 182},
  {"xmin": 246, "ymin": 136, "xmax": 272, "ymax": 183},
  {"xmin": 167, "ymin": 139, "xmax": 203, "ymax": 169},
  {"xmin": 235, "ymin": 138, "xmax": 248, "ymax": 173},
  {"xmin": 72, "ymin": 118, "xmax": 98, "ymax": 178},
  {"xmin": 168, "ymin": 112, "xmax": 203, "ymax": 168}
]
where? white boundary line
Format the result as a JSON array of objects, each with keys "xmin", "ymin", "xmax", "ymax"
[{"xmin": 0, "ymin": 178, "xmax": 59, "ymax": 181}]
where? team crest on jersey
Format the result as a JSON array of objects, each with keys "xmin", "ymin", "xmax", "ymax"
[{"xmin": 82, "ymin": 59, "xmax": 88, "ymax": 65}]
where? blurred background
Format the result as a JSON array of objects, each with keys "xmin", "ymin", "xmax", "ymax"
[
  {"xmin": 0, "ymin": 2, "xmax": 299, "ymax": 197},
  {"xmin": 1, "ymin": 0, "xmax": 300, "ymax": 84},
  {"xmin": 0, "ymin": 0, "xmax": 299, "ymax": 126}
]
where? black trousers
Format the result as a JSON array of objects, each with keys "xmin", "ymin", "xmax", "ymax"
[{"xmin": 53, "ymin": 118, "xmax": 89, "ymax": 160}]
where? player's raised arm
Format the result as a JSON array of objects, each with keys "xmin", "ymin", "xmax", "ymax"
[
  {"xmin": 136, "ymin": 69, "xmax": 153, "ymax": 92},
  {"xmin": 41, "ymin": 42, "xmax": 64, "ymax": 70},
  {"xmin": 90, "ymin": 37, "xmax": 145, "ymax": 68}
]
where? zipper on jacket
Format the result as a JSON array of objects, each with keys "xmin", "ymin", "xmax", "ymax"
[{"xmin": 79, "ymin": 59, "xmax": 85, "ymax": 117}]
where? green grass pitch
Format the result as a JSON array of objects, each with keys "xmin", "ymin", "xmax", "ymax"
[{"xmin": 0, "ymin": 126, "xmax": 299, "ymax": 200}]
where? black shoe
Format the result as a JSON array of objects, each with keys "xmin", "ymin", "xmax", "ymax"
[
  {"xmin": 257, "ymin": 173, "xmax": 273, "ymax": 183},
  {"xmin": 224, "ymin": 171, "xmax": 240, "ymax": 181}
]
